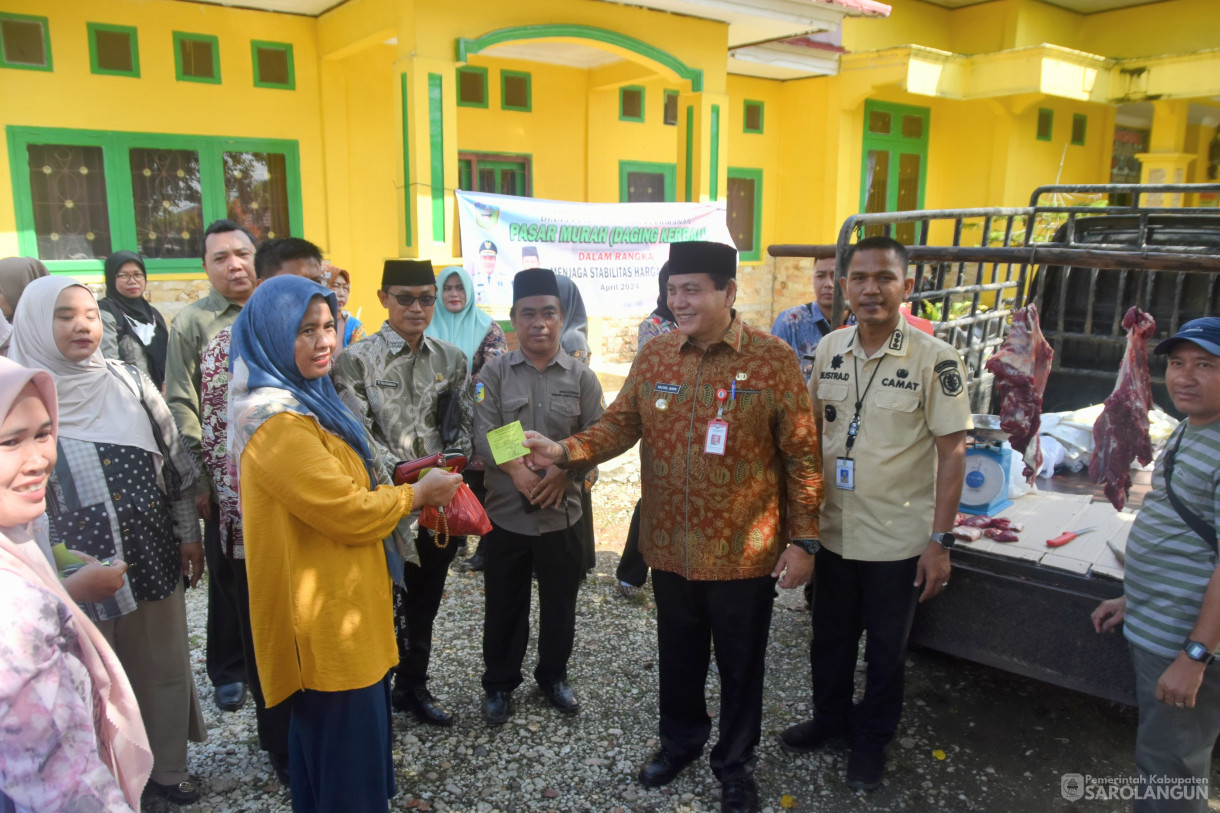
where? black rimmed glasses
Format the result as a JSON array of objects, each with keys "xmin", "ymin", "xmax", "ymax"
[{"xmin": 385, "ymin": 291, "xmax": 437, "ymax": 307}]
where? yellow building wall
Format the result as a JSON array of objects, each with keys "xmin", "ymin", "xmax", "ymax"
[
  {"xmin": 1080, "ymin": 0, "xmax": 1220, "ymax": 59},
  {"xmin": 0, "ymin": 0, "xmax": 328, "ymax": 275},
  {"xmin": 588, "ymin": 75, "xmax": 682, "ymax": 202},
  {"xmin": 725, "ymin": 75, "xmax": 783, "ymax": 262}
]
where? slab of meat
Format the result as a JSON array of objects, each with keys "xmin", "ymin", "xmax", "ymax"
[
  {"xmin": 983, "ymin": 528, "xmax": 1020, "ymax": 542},
  {"xmin": 1090, "ymin": 307, "xmax": 1156, "ymax": 511},
  {"xmin": 952, "ymin": 526, "xmax": 983, "ymax": 542},
  {"xmin": 985, "ymin": 304, "xmax": 1054, "ymax": 483},
  {"xmin": 960, "ymin": 514, "xmax": 992, "ymax": 528}
]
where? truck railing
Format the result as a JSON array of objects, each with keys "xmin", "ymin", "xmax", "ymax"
[{"xmin": 770, "ymin": 183, "xmax": 1220, "ymax": 413}]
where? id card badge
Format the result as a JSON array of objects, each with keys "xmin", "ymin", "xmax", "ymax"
[
  {"xmin": 705, "ymin": 418, "xmax": 728, "ymax": 455},
  {"xmin": 835, "ymin": 457, "xmax": 855, "ymax": 490}
]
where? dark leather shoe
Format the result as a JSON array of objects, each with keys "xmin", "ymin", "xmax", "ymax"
[
  {"xmin": 401, "ymin": 685, "xmax": 454, "ymax": 726},
  {"xmin": 269, "ymin": 752, "xmax": 291, "ymax": 786},
  {"xmin": 465, "ymin": 551, "xmax": 486, "ymax": 572},
  {"xmin": 846, "ymin": 747, "xmax": 885, "ymax": 791},
  {"xmin": 214, "ymin": 681, "xmax": 247, "ymax": 712},
  {"xmin": 779, "ymin": 719, "xmax": 850, "ymax": 755},
  {"xmin": 721, "ymin": 777, "xmax": 759, "ymax": 813},
  {"xmin": 541, "ymin": 680, "xmax": 580, "ymax": 715},
  {"xmin": 483, "ymin": 690, "xmax": 511, "ymax": 725},
  {"xmin": 145, "ymin": 778, "xmax": 202, "ymax": 805},
  {"xmin": 637, "ymin": 747, "xmax": 698, "ymax": 787}
]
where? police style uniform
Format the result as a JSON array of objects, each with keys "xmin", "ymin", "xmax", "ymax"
[{"xmin": 806, "ymin": 316, "xmax": 971, "ymax": 753}]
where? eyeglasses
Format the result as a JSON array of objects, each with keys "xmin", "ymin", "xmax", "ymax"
[
  {"xmin": 386, "ymin": 292, "xmax": 436, "ymax": 307},
  {"xmin": 115, "ymin": 272, "xmax": 145, "ymax": 281}
]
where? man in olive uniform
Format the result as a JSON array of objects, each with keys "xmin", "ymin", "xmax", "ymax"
[
  {"xmin": 782, "ymin": 235, "xmax": 970, "ymax": 791},
  {"xmin": 333, "ymin": 259, "xmax": 473, "ymax": 727}
]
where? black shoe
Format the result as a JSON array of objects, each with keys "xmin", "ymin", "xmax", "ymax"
[
  {"xmin": 214, "ymin": 681, "xmax": 247, "ymax": 712},
  {"xmin": 483, "ymin": 690, "xmax": 511, "ymax": 725},
  {"xmin": 721, "ymin": 777, "xmax": 759, "ymax": 813},
  {"xmin": 401, "ymin": 685, "xmax": 453, "ymax": 726},
  {"xmin": 846, "ymin": 747, "xmax": 885, "ymax": 791},
  {"xmin": 541, "ymin": 680, "xmax": 580, "ymax": 715},
  {"xmin": 145, "ymin": 778, "xmax": 202, "ymax": 805},
  {"xmin": 269, "ymin": 752, "xmax": 291, "ymax": 786},
  {"xmin": 779, "ymin": 719, "xmax": 850, "ymax": 755},
  {"xmin": 637, "ymin": 747, "xmax": 698, "ymax": 787},
  {"xmin": 466, "ymin": 551, "xmax": 486, "ymax": 572}
]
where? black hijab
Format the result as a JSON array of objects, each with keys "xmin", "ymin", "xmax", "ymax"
[
  {"xmin": 651, "ymin": 262, "xmax": 675, "ymax": 324},
  {"xmin": 98, "ymin": 251, "xmax": 169, "ymax": 388}
]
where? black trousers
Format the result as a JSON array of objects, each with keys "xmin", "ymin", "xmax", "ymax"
[
  {"xmin": 811, "ymin": 548, "xmax": 920, "ymax": 753},
  {"xmin": 615, "ymin": 499, "xmax": 649, "ymax": 588},
  {"xmin": 203, "ymin": 507, "xmax": 246, "ymax": 686},
  {"xmin": 233, "ymin": 558, "xmax": 292, "ymax": 761},
  {"xmin": 392, "ymin": 527, "xmax": 459, "ymax": 691},
  {"xmin": 652, "ymin": 569, "xmax": 776, "ymax": 781},
  {"xmin": 481, "ymin": 523, "xmax": 583, "ymax": 692}
]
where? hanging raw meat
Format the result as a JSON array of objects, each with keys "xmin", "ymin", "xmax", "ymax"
[
  {"xmin": 985, "ymin": 304, "xmax": 1054, "ymax": 483},
  {"xmin": 1089, "ymin": 307, "xmax": 1156, "ymax": 511}
]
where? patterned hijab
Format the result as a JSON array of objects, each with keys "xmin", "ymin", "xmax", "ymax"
[{"xmin": 426, "ymin": 265, "xmax": 493, "ymax": 371}]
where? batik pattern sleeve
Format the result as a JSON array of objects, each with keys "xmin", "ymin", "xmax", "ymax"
[
  {"xmin": 472, "ymin": 322, "xmax": 508, "ymax": 379},
  {"xmin": 773, "ymin": 349, "xmax": 823, "ymax": 540},
  {"xmin": 332, "ymin": 347, "xmax": 398, "ymax": 467}
]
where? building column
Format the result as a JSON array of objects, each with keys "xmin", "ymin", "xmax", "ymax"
[
  {"xmin": 677, "ymin": 90, "xmax": 729, "ymax": 204},
  {"xmin": 395, "ymin": 56, "xmax": 459, "ymax": 258},
  {"xmin": 1136, "ymin": 99, "xmax": 1195, "ymax": 207}
]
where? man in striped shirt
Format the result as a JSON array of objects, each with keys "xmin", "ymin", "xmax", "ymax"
[{"xmin": 1093, "ymin": 316, "xmax": 1220, "ymax": 813}]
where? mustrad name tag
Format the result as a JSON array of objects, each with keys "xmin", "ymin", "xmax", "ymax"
[
  {"xmin": 835, "ymin": 457, "xmax": 855, "ymax": 490},
  {"xmin": 705, "ymin": 419, "xmax": 728, "ymax": 455}
]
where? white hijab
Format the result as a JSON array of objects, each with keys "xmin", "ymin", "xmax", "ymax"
[{"xmin": 9, "ymin": 277, "xmax": 158, "ymax": 456}]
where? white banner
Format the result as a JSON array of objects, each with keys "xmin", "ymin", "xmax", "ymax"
[{"xmin": 455, "ymin": 190, "xmax": 734, "ymax": 315}]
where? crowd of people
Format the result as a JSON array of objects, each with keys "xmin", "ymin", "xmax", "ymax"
[{"xmin": 0, "ymin": 226, "xmax": 1217, "ymax": 813}]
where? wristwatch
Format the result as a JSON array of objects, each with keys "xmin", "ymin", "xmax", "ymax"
[
  {"xmin": 790, "ymin": 538, "xmax": 821, "ymax": 556},
  {"xmin": 1183, "ymin": 639, "xmax": 1216, "ymax": 665},
  {"xmin": 931, "ymin": 531, "xmax": 956, "ymax": 550}
]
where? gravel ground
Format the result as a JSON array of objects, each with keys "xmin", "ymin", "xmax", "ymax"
[{"xmin": 162, "ymin": 452, "xmax": 1215, "ymax": 813}]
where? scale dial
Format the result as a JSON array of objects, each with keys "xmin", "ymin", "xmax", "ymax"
[{"xmin": 962, "ymin": 450, "xmax": 1007, "ymax": 506}]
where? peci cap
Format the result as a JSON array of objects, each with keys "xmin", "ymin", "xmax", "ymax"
[
  {"xmin": 479, "ymin": 240, "xmax": 498, "ymax": 256},
  {"xmin": 1154, "ymin": 316, "xmax": 1220, "ymax": 357},
  {"xmin": 513, "ymin": 268, "xmax": 560, "ymax": 302},
  {"xmin": 382, "ymin": 259, "xmax": 435, "ymax": 288},
  {"xmin": 667, "ymin": 240, "xmax": 737, "ymax": 279}
]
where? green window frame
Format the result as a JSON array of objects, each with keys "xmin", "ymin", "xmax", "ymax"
[
  {"xmin": 743, "ymin": 100, "xmax": 764, "ymax": 134},
  {"xmin": 458, "ymin": 152, "xmax": 532, "ymax": 197},
  {"xmin": 500, "ymin": 69, "xmax": 531, "ymax": 112},
  {"xmin": 1071, "ymin": 113, "xmax": 1087, "ymax": 146},
  {"xmin": 87, "ymin": 23, "xmax": 139, "ymax": 78},
  {"xmin": 6, "ymin": 125, "xmax": 303, "ymax": 274},
  {"xmin": 173, "ymin": 31, "xmax": 220, "ymax": 84},
  {"xmin": 1036, "ymin": 107, "xmax": 1054, "ymax": 141},
  {"xmin": 619, "ymin": 160, "xmax": 676, "ymax": 203},
  {"xmin": 619, "ymin": 85, "xmax": 645, "ymax": 123},
  {"xmin": 251, "ymin": 40, "xmax": 294, "ymax": 90},
  {"xmin": 0, "ymin": 12, "xmax": 52, "ymax": 72},
  {"xmin": 727, "ymin": 167, "xmax": 762, "ymax": 261},
  {"xmin": 456, "ymin": 65, "xmax": 489, "ymax": 108}
]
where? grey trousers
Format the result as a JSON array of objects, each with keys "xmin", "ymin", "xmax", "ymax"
[
  {"xmin": 1131, "ymin": 644, "xmax": 1220, "ymax": 813},
  {"xmin": 98, "ymin": 581, "xmax": 207, "ymax": 785}
]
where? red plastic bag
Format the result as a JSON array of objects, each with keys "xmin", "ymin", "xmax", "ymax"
[{"xmin": 420, "ymin": 482, "xmax": 492, "ymax": 546}]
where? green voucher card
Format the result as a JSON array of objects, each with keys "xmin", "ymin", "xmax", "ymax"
[{"xmin": 487, "ymin": 420, "xmax": 529, "ymax": 465}]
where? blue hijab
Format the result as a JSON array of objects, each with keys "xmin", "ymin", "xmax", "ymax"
[
  {"xmin": 426, "ymin": 266, "xmax": 493, "ymax": 371},
  {"xmin": 229, "ymin": 275, "xmax": 374, "ymax": 478}
]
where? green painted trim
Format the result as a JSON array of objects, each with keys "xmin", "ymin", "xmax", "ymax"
[
  {"xmin": 456, "ymin": 65, "xmax": 489, "ymax": 109},
  {"xmin": 1071, "ymin": 112, "xmax": 1087, "ymax": 146},
  {"xmin": 87, "ymin": 23, "xmax": 139, "ymax": 78},
  {"xmin": 458, "ymin": 151, "xmax": 533, "ymax": 196},
  {"xmin": 664, "ymin": 89, "xmax": 678, "ymax": 126},
  {"xmin": 709, "ymin": 104, "xmax": 720, "ymax": 201},
  {"xmin": 401, "ymin": 73, "xmax": 412, "ymax": 248},
  {"xmin": 859, "ymin": 100, "xmax": 930, "ymax": 213},
  {"xmin": 172, "ymin": 31, "xmax": 221, "ymax": 84},
  {"xmin": 618, "ymin": 160, "xmax": 676, "ymax": 203},
  {"xmin": 6, "ymin": 124, "xmax": 302, "ymax": 273},
  {"xmin": 727, "ymin": 167, "xmax": 762, "ymax": 262},
  {"xmin": 457, "ymin": 24, "xmax": 703, "ymax": 92},
  {"xmin": 0, "ymin": 12, "xmax": 52, "ymax": 72},
  {"xmin": 428, "ymin": 73, "xmax": 445, "ymax": 243},
  {"xmin": 684, "ymin": 105, "xmax": 693, "ymax": 202},
  {"xmin": 1036, "ymin": 107, "xmax": 1053, "ymax": 141},
  {"xmin": 251, "ymin": 40, "xmax": 294, "ymax": 90},
  {"xmin": 500, "ymin": 69, "xmax": 531, "ymax": 112},
  {"xmin": 619, "ymin": 85, "xmax": 645, "ymax": 123},
  {"xmin": 743, "ymin": 99, "xmax": 764, "ymax": 134}
]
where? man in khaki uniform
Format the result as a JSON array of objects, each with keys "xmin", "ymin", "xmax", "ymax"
[{"xmin": 781, "ymin": 235, "xmax": 971, "ymax": 791}]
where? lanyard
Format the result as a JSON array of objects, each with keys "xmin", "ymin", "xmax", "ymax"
[{"xmin": 845, "ymin": 354, "xmax": 884, "ymax": 459}]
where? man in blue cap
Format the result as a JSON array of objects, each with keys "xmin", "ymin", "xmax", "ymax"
[{"xmin": 1093, "ymin": 316, "xmax": 1220, "ymax": 812}]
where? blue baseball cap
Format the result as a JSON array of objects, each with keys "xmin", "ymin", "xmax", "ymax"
[{"xmin": 1154, "ymin": 316, "xmax": 1220, "ymax": 356}]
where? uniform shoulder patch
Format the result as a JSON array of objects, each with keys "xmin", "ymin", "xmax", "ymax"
[
  {"xmin": 934, "ymin": 359, "xmax": 964, "ymax": 396},
  {"xmin": 475, "ymin": 381, "xmax": 486, "ymax": 402}
]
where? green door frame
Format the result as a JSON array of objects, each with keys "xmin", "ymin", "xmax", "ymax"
[
  {"xmin": 618, "ymin": 160, "xmax": 676, "ymax": 203},
  {"xmin": 859, "ymin": 100, "xmax": 930, "ymax": 215}
]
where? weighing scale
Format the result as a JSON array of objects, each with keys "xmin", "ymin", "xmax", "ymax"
[{"xmin": 960, "ymin": 414, "xmax": 1013, "ymax": 516}]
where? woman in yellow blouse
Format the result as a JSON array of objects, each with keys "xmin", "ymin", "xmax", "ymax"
[{"xmin": 229, "ymin": 275, "xmax": 460, "ymax": 813}]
